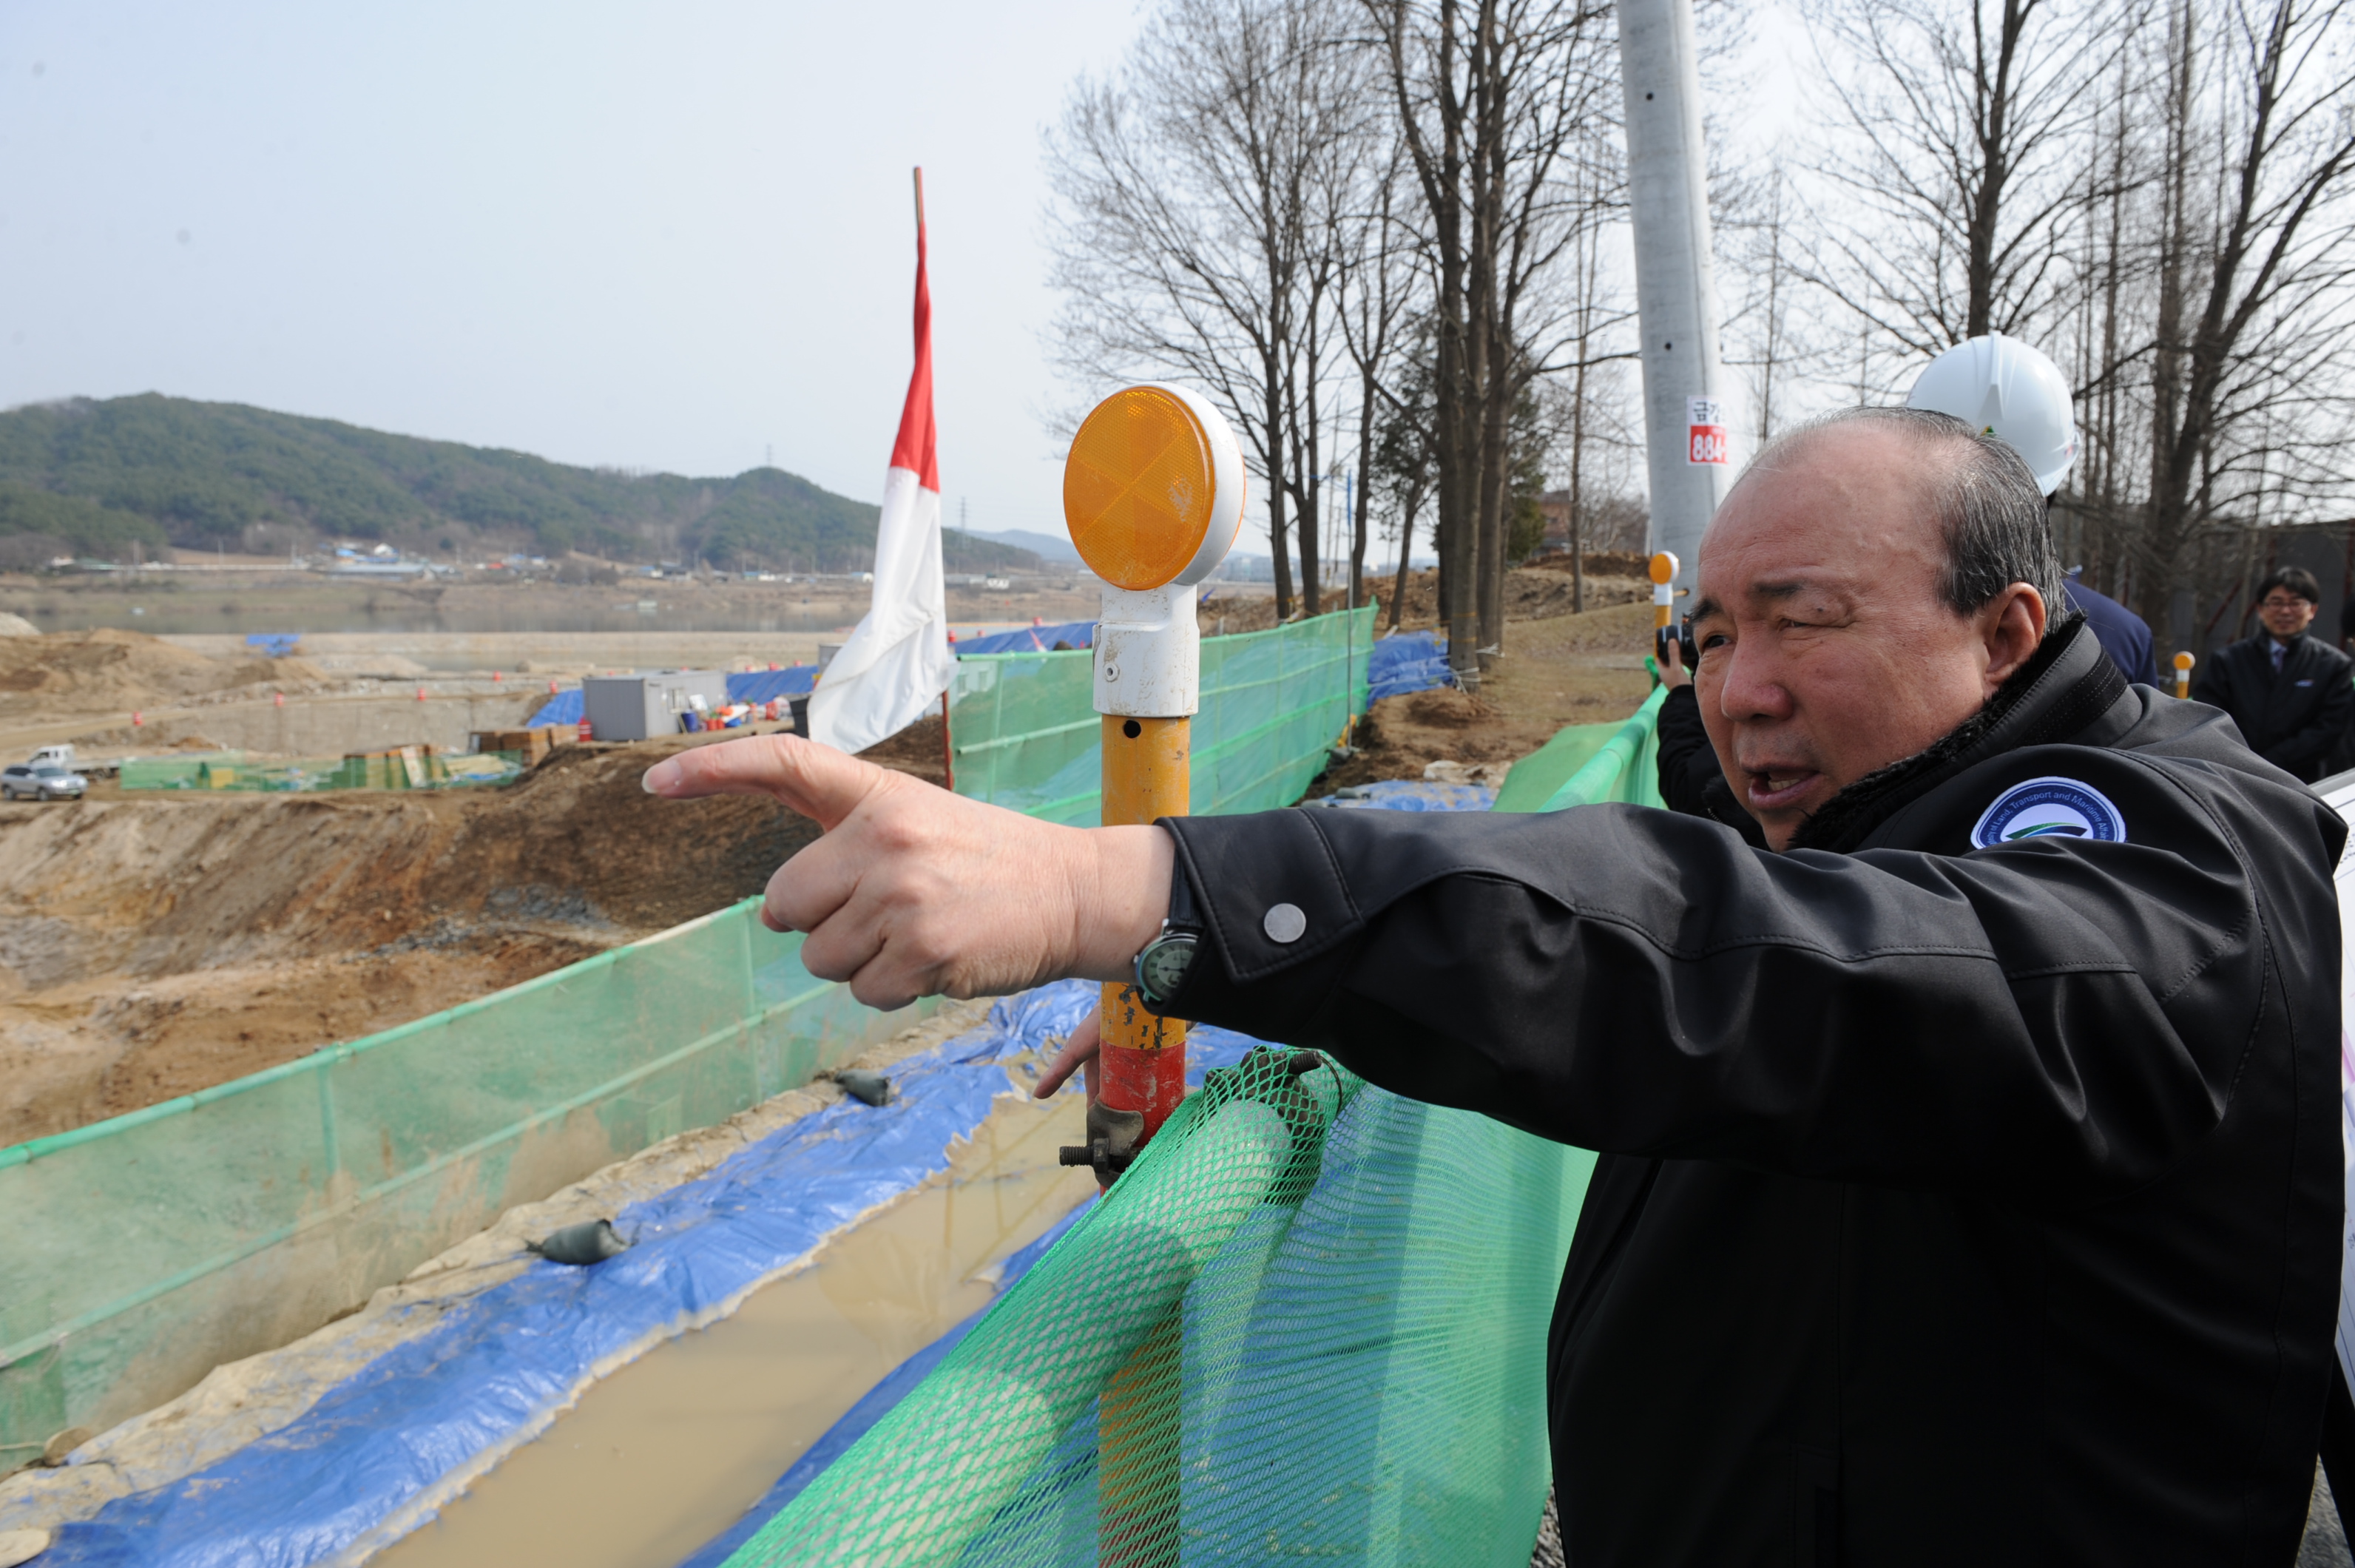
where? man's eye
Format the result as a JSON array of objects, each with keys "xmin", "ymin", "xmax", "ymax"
[{"xmin": 1697, "ymin": 633, "xmax": 1729, "ymax": 655}]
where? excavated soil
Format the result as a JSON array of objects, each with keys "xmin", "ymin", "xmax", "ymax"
[
  {"xmin": 0, "ymin": 628, "xmax": 334, "ymax": 723},
  {"xmin": 0, "ymin": 730, "xmax": 902, "ymax": 1148}
]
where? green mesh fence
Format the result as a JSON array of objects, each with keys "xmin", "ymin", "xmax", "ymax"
[
  {"xmin": 0, "ymin": 613, "xmax": 1393, "ymax": 1472},
  {"xmin": 118, "ymin": 749, "xmax": 527, "ymax": 792},
  {"xmin": 0, "ymin": 902, "xmax": 933, "ymax": 1467},
  {"xmin": 723, "ymin": 691, "xmax": 1669, "ymax": 1568},
  {"xmin": 949, "ymin": 606, "xmax": 1374, "ymax": 823}
]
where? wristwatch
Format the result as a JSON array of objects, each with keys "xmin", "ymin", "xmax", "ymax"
[
  {"xmin": 1132, "ymin": 859, "xmax": 1204, "ymax": 1010},
  {"xmin": 1134, "ymin": 921, "xmax": 1200, "ymax": 1009}
]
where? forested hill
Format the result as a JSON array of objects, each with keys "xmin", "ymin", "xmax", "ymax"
[{"xmin": 0, "ymin": 393, "xmax": 1038, "ymax": 572}]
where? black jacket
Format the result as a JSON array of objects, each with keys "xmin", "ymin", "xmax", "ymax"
[
  {"xmin": 1161, "ymin": 621, "xmax": 2345, "ymax": 1565},
  {"xmin": 2191, "ymin": 629, "xmax": 2354, "ymax": 783}
]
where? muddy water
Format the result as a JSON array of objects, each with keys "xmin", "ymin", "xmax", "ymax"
[{"xmin": 373, "ymin": 1090, "xmax": 1092, "ymax": 1568}]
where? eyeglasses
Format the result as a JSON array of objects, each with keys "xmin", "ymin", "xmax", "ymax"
[{"xmin": 2260, "ymin": 595, "xmax": 2312, "ymax": 610}]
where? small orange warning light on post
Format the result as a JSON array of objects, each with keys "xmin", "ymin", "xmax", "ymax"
[
  {"xmin": 2174, "ymin": 651, "xmax": 2195, "ymax": 700},
  {"xmin": 1649, "ymin": 551, "xmax": 1681, "ymax": 631}
]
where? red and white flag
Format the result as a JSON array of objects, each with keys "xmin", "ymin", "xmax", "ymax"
[{"xmin": 807, "ymin": 172, "xmax": 954, "ymax": 755}]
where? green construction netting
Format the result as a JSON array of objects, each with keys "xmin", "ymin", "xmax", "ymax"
[
  {"xmin": 118, "ymin": 749, "xmax": 527, "ymax": 792},
  {"xmin": 723, "ymin": 690, "xmax": 1669, "ymax": 1568},
  {"xmin": 948, "ymin": 606, "xmax": 1374, "ymax": 822},
  {"xmin": 0, "ymin": 902, "xmax": 932, "ymax": 1466},
  {"xmin": 0, "ymin": 613, "xmax": 1391, "ymax": 1470}
]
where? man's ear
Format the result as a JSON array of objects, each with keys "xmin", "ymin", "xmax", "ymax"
[{"xmin": 1981, "ymin": 585, "xmax": 2047, "ymax": 692}]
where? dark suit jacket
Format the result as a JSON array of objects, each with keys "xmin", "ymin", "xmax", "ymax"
[{"xmin": 2190, "ymin": 630, "xmax": 2354, "ymax": 783}]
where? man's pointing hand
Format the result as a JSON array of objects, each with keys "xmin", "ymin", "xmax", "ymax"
[{"xmin": 641, "ymin": 736, "xmax": 1172, "ymax": 1012}]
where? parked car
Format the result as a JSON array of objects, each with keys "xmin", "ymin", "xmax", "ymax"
[{"xmin": 1, "ymin": 763, "xmax": 87, "ymax": 801}]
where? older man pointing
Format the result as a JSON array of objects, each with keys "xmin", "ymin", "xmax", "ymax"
[{"xmin": 645, "ymin": 408, "xmax": 2344, "ymax": 1566}]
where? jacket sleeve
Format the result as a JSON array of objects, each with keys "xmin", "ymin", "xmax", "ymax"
[
  {"xmin": 1159, "ymin": 754, "xmax": 2302, "ymax": 1203},
  {"xmin": 2260, "ymin": 660, "xmax": 2352, "ymax": 772}
]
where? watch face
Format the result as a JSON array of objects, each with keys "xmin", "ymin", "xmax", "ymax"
[{"xmin": 1138, "ymin": 933, "xmax": 1198, "ymax": 1002}]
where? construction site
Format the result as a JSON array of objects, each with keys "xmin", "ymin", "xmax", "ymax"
[
  {"xmin": 0, "ymin": 559, "xmax": 1663, "ymax": 1566},
  {"xmin": 10, "ymin": 0, "xmax": 2355, "ymax": 1561}
]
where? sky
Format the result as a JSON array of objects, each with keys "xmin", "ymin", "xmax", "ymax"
[
  {"xmin": 0, "ymin": 1, "xmax": 1810, "ymax": 548},
  {"xmin": 0, "ymin": 1, "xmax": 1143, "ymax": 538}
]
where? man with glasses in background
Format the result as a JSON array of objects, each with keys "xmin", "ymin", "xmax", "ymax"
[{"xmin": 2192, "ymin": 566, "xmax": 2354, "ymax": 784}]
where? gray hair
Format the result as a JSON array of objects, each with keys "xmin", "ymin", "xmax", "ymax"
[{"xmin": 1735, "ymin": 406, "xmax": 2064, "ymax": 631}]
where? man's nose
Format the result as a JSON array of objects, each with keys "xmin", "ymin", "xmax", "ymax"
[{"xmin": 1712, "ymin": 641, "xmax": 1795, "ymax": 723}]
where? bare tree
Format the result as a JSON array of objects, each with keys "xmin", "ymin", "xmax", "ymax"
[
  {"xmin": 1798, "ymin": 0, "xmax": 2132, "ymax": 354},
  {"xmin": 1045, "ymin": 0, "xmax": 1367, "ymax": 621},
  {"xmin": 1335, "ymin": 131, "xmax": 1424, "ymax": 612},
  {"xmin": 1364, "ymin": 0, "xmax": 1617, "ymax": 684},
  {"xmin": 2134, "ymin": 0, "xmax": 2355, "ymax": 631}
]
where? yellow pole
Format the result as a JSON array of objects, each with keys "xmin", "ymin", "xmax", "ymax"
[
  {"xmin": 1095, "ymin": 715, "xmax": 1192, "ymax": 1568},
  {"xmin": 2174, "ymin": 651, "xmax": 2195, "ymax": 700},
  {"xmin": 1098, "ymin": 714, "xmax": 1191, "ymax": 1132}
]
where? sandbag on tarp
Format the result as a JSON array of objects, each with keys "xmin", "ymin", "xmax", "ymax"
[{"xmin": 31, "ymin": 985, "xmax": 1260, "ymax": 1568}]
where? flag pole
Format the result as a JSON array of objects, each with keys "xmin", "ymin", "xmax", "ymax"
[{"xmin": 913, "ymin": 166, "xmax": 955, "ymax": 794}]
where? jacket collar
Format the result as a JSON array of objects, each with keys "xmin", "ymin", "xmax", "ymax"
[{"xmin": 1788, "ymin": 615, "xmax": 2127, "ymax": 854}]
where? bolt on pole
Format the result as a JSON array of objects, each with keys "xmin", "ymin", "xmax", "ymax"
[{"xmin": 1618, "ymin": 0, "xmax": 1735, "ymax": 596}]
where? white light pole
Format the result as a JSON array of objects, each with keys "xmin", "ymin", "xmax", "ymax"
[{"xmin": 1618, "ymin": 0, "xmax": 1735, "ymax": 592}]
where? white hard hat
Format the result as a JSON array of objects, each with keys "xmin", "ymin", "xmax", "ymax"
[{"xmin": 1904, "ymin": 332, "xmax": 2078, "ymax": 496}]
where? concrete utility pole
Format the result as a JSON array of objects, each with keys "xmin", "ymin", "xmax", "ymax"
[{"xmin": 1617, "ymin": 0, "xmax": 1734, "ymax": 592}]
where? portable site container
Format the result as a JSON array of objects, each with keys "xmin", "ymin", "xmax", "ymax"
[{"xmin": 580, "ymin": 671, "xmax": 730, "ymax": 742}]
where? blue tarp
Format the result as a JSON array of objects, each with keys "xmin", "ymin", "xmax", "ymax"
[
  {"xmin": 1366, "ymin": 630, "xmax": 1453, "ymax": 703},
  {"xmin": 37, "ymin": 986, "xmax": 1263, "ymax": 1568},
  {"xmin": 953, "ymin": 621, "xmax": 1096, "ymax": 656},
  {"xmin": 243, "ymin": 634, "xmax": 301, "ymax": 659},
  {"xmin": 668, "ymin": 784, "xmax": 1496, "ymax": 1568},
  {"xmin": 1306, "ymin": 777, "xmax": 1498, "ymax": 813}
]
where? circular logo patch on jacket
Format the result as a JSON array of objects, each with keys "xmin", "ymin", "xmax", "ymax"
[{"xmin": 1970, "ymin": 776, "xmax": 2128, "ymax": 848}]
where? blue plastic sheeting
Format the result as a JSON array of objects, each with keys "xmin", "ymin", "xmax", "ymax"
[
  {"xmin": 668, "ymin": 785, "xmax": 1496, "ymax": 1568},
  {"xmin": 36, "ymin": 983, "xmax": 1261, "ymax": 1568},
  {"xmin": 725, "ymin": 666, "xmax": 820, "ymax": 706},
  {"xmin": 954, "ymin": 621, "xmax": 1095, "ymax": 656},
  {"xmin": 244, "ymin": 633, "xmax": 301, "ymax": 658},
  {"xmin": 1366, "ymin": 630, "xmax": 1453, "ymax": 702},
  {"xmin": 523, "ymin": 666, "xmax": 820, "ymax": 729},
  {"xmin": 672, "ymin": 1198, "xmax": 1098, "ymax": 1568},
  {"xmin": 1305, "ymin": 777, "xmax": 1498, "ymax": 812}
]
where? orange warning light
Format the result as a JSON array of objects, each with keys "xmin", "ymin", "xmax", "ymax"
[{"xmin": 1064, "ymin": 385, "xmax": 1239, "ymax": 591}]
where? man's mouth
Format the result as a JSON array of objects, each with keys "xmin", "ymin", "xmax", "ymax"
[{"xmin": 1746, "ymin": 769, "xmax": 1821, "ymax": 810}]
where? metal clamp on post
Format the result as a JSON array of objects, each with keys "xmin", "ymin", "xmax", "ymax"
[
  {"xmin": 1058, "ymin": 1102, "xmax": 1148, "ymax": 1180},
  {"xmin": 1095, "ymin": 584, "xmax": 1201, "ymax": 719}
]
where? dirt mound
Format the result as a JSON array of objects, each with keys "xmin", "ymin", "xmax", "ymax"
[
  {"xmin": 1368, "ymin": 565, "xmax": 1647, "ymax": 630},
  {"xmin": 0, "ymin": 612, "xmax": 36, "ymax": 636},
  {"xmin": 0, "ymin": 726, "xmax": 876, "ymax": 1146},
  {"xmin": 0, "ymin": 629, "xmax": 327, "ymax": 721},
  {"xmin": 1313, "ymin": 598, "xmax": 1655, "ymax": 796},
  {"xmin": 1396, "ymin": 686, "xmax": 1500, "ymax": 729}
]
